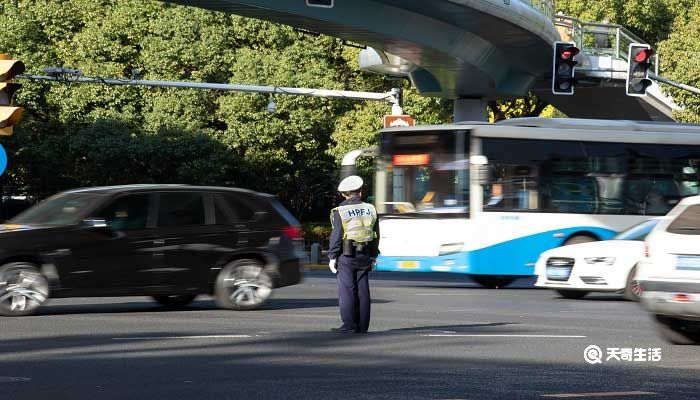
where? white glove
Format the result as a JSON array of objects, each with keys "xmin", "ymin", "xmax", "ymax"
[{"xmin": 328, "ymin": 259, "xmax": 337, "ymax": 274}]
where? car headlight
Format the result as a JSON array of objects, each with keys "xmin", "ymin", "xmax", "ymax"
[
  {"xmin": 584, "ymin": 257, "xmax": 616, "ymax": 266},
  {"xmin": 439, "ymin": 243, "xmax": 464, "ymax": 256}
]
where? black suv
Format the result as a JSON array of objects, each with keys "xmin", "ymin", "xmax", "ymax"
[{"xmin": 0, "ymin": 185, "xmax": 303, "ymax": 316}]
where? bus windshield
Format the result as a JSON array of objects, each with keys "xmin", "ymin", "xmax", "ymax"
[{"xmin": 376, "ymin": 130, "xmax": 469, "ymax": 215}]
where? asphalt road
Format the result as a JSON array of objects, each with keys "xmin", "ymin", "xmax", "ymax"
[{"xmin": 1, "ymin": 270, "xmax": 699, "ymax": 400}]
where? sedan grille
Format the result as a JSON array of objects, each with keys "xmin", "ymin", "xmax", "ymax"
[{"xmin": 546, "ymin": 257, "xmax": 575, "ymax": 281}]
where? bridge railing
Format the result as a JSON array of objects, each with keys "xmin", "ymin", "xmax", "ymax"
[
  {"xmin": 554, "ymin": 15, "xmax": 659, "ymax": 75},
  {"xmin": 520, "ymin": 0, "xmax": 555, "ymax": 20}
]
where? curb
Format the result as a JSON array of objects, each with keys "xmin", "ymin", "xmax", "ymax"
[{"xmin": 305, "ymin": 264, "xmax": 329, "ymax": 270}]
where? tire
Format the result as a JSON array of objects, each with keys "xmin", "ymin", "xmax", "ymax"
[
  {"xmin": 623, "ymin": 266, "xmax": 642, "ymax": 302},
  {"xmin": 0, "ymin": 262, "xmax": 49, "ymax": 317},
  {"xmin": 563, "ymin": 234, "xmax": 597, "ymax": 246},
  {"xmin": 152, "ymin": 294, "xmax": 197, "ymax": 308},
  {"xmin": 471, "ymin": 276, "xmax": 516, "ymax": 289},
  {"xmin": 654, "ymin": 315, "xmax": 700, "ymax": 345},
  {"xmin": 556, "ymin": 289, "xmax": 589, "ymax": 299},
  {"xmin": 215, "ymin": 259, "xmax": 273, "ymax": 311}
]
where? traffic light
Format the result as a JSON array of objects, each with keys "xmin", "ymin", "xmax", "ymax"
[
  {"xmin": 552, "ymin": 41, "xmax": 579, "ymax": 95},
  {"xmin": 0, "ymin": 54, "xmax": 25, "ymax": 136},
  {"xmin": 627, "ymin": 44, "xmax": 655, "ymax": 97}
]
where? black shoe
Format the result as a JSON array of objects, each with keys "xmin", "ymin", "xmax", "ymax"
[{"xmin": 331, "ymin": 326, "xmax": 356, "ymax": 333}]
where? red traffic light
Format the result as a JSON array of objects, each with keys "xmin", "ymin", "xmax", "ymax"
[
  {"xmin": 560, "ymin": 47, "xmax": 580, "ymax": 60},
  {"xmin": 634, "ymin": 48, "xmax": 655, "ymax": 63}
]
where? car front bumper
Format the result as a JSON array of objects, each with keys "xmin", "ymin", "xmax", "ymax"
[{"xmin": 534, "ymin": 262, "xmax": 629, "ymax": 292}]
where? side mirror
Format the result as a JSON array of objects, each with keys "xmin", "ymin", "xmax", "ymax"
[
  {"xmin": 82, "ymin": 218, "xmax": 108, "ymax": 229},
  {"xmin": 470, "ymin": 155, "xmax": 490, "ymax": 185}
]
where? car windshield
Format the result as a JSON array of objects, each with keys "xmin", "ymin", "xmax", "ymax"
[
  {"xmin": 10, "ymin": 193, "xmax": 102, "ymax": 226},
  {"xmin": 613, "ymin": 219, "xmax": 660, "ymax": 241}
]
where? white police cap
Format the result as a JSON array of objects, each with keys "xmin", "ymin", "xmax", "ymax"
[{"xmin": 338, "ymin": 175, "xmax": 364, "ymax": 192}]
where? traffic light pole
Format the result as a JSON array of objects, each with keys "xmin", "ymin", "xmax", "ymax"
[
  {"xmin": 18, "ymin": 73, "xmax": 404, "ymax": 114},
  {"xmin": 650, "ymin": 73, "xmax": 700, "ymax": 97}
]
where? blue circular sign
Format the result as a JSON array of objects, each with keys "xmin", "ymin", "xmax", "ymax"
[{"xmin": 0, "ymin": 144, "xmax": 7, "ymax": 176}]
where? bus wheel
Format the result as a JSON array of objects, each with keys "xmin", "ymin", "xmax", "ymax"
[
  {"xmin": 471, "ymin": 276, "xmax": 515, "ymax": 289},
  {"xmin": 563, "ymin": 234, "xmax": 597, "ymax": 246}
]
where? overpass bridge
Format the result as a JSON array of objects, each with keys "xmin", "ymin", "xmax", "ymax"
[{"xmin": 167, "ymin": 0, "xmax": 677, "ymax": 122}]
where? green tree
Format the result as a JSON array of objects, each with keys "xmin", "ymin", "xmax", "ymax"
[{"xmin": 0, "ymin": 0, "xmax": 451, "ymax": 220}]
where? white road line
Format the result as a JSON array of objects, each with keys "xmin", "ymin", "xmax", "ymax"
[
  {"xmin": 421, "ymin": 334, "xmax": 586, "ymax": 338},
  {"xmin": 0, "ymin": 377, "xmax": 31, "ymax": 383},
  {"xmin": 541, "ymin": 391, "xmax": 657, "ymax": 398},
  {"xmin": 112, "ymin": 334, "xmax": 252, "ymax": 340},
  {"xmin": 415, "ymin": 293, "xmax": 481, "ymax": 296}
]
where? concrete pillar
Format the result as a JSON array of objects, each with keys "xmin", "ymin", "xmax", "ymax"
[{"xmin": 454, "ymin": 98, "xmax": 488, "ymax": 122}]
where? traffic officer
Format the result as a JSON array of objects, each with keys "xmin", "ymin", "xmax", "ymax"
[{"xmin": 328, "ymin": 175, "xmax": 380, "ymax": 333}]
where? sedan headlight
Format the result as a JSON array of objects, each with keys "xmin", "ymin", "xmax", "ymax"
[
  {"xmin": 439, "ymin": 242, "xmax": 464, "ymax": 256},
  {"xmin": 584, "ymin": 257, "xmax": 616, "ymax": 266}
]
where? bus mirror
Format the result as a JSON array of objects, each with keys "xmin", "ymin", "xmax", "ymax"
[
  {"xmin": 470, "ymin": 155, "xmax": 488, "ymax": 166},
  {"xmin": 470, "ymin": 156, "xmax": 490, "ymax": 184},
  {"xmin": 477, "ymin": 165, "xmax": 491, "ymax": 185}
]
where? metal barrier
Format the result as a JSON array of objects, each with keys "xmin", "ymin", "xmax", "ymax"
[
  {"xmin": 520, "ymin": 0, "xmax": 555, "ymax": 21},
  {"xmin": 554, "ymin": 15, "xmax": 659, "ymax": 75}
]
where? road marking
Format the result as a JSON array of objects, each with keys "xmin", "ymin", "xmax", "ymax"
[
  {"xmin": 541, "ymin": 391, "xmax": 656, "ymax": 398},
  {"xmin": 0, "ymin": 377, "xmax": 31, "ymax": 383},
  {"xmin": 422, "ymin": 334, "xmax": 586, "ymax": 338},
  {"xmin": 416, "ymin": 293, "xmax": 480, "ymax": 296},
  {"xmin": 112, "ymin": 334, "xmax": 252, "ymax": 340}
]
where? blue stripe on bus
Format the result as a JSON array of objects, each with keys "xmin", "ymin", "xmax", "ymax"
[{"xmin": 375, "ymin": 226, "xmax": 617, "ymax": 276}]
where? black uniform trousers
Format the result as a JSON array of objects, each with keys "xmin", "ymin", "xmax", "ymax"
[{"xmin": 337, "ymin": 253, "xmax": 371, "ymax": 333}]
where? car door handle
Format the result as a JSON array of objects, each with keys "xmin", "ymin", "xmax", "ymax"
[{"xmin": 153, "ymin": 239, "xmax": 165, "ymax": 245}]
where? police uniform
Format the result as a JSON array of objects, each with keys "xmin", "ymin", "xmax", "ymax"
[{"xmin": 328, "ymin": 176, "xmax": 380, "ymax": 333}]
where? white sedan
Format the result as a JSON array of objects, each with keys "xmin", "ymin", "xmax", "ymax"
[
  {"xmin": 637, "ymin": 195, "xmax": 700, "ymax": 345},
  {"xmin": 534, "ymin": 219, "xmax": 661, "ymax": 300}
]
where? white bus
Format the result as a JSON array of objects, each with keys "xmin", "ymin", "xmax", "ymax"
[{"xmin": 359, "ymin": 118, "xmax": 700, "ymax": 288}]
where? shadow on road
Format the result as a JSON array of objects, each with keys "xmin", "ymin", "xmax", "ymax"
[
  {"xmin": 384, "ymin": 322, "xmax": 520, "ymax": 334},
  {"xmin": 552, "ymin": 294, "xmax": 631, "ymax": 303},
  {"xmin": 34, "ymin": 297, "xmax": 393, "ymax": 316},
  {"xmin": 1, "ymin": 330, "xmax": 698, "ymax": 400}
]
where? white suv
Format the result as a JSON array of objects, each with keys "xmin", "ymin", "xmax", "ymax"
[{"xmin": 637, "ymin": 195, "xmax": 700, "ymax": 345}]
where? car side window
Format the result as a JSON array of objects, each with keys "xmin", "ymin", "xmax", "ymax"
[
  {"xmin": 213, "ymin": 194, "xmax": 255, "ymax": 224},
  {"xmin": 158, "ymin": 192, "xmax": 205, "ymax": 227},
  {"xmin": 94, "ymin": 194, "xmax": 150, "ymax": 231}
]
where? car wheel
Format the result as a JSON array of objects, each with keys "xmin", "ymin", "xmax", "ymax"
[
  {"xmin": 623, "ymin": 266, "xmax": 642, "ymax": 302},
  {"xmin": 215, "ymin": 259, "xmax": 272, "ymax": 311},
  {"xmin": 556, "ymin": 290, "xmax": 589, "ymax": 299},
  {"xmin": 0, "ymin": 262, "xmax": 49, "ymax": 317},
  {"xmin": 654, "ymin": 315, "xmax": 700, "ymax": 345},
  {"xmin": 471, "ymin": 276, "xmax": 515, "ymax": 289},
  {"xmin": 152, "ymin": 294, "xmax": 197, "ymax": 308}
]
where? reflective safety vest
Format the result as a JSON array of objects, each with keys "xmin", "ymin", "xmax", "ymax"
[{"xmin": 331, "ymin": 202, "xmax": 377, "ymax": 243}]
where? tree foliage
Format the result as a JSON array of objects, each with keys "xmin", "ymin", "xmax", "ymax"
[{"xmin": 0, "ymin": 0, "xmax": 449, "ymax": 220}]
